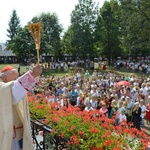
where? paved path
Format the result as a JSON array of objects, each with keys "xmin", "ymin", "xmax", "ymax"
[
  {"xmin": 142, "ymin": 120, "xmax": 150, "ymax": 136},
  {"xmin": 142, "ymin": 122, "xmax": 150, "ymax": 150},
  {"xmin": 142, "ymin": 124, "xmax": 150, "ymax": 136}
]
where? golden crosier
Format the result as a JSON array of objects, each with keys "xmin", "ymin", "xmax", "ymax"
[{"xmin": 27, "ymin": 23, "xmax": 43, "ymax": 64}]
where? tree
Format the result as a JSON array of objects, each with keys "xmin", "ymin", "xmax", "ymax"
[
  {"xmin": 61, "ymin": 26, "xmax": 74, "ymax": 56},
  {"xmin": 97, "ymin": 0, "xmax": 123, "ymax": 64},
  {"xmin": 118, "ymin": 0, "xmax": 150, "ymax": 56},
  {"xmin": 12, "ymin": 27, "xmax": 35, "ymax": 63},
  {"xmin": 30, "ymin": 12, "xmax": 63, "ymax": 59},
  {"xmin": 11, "ymin": 12, "xmax": 63, "ymax": 63},
  {"xmin": 70, "ymin": 0, "xmax": 99, "ymax": 59},
  {"xmin": 6, "ymin": 9, "xmax": 21, "ymax": 49}
]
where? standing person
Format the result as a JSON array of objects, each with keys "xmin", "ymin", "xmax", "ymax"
[
  {"xmin": 118, "ymin": 109, "xmax": 127, "ymax": 125},
  {"xmin": 132, "ymin": 102, "xmax": 141, "ymax": 130},
  {"xmin": 17, "ymin": 64, "xmax": 20, "ymax": 75},
  {"xmin": 84, "ymin": 102, "xmax": 94, "ymax": 112},
  {"xmin": 140, "ymin": 100, "xmax": 146, "ymax": 125},
  {"xmin": 146, "ymin": 97, "xmax": 150, "ymax": 126},
  {"xmin": 76, "ymin": 93, "xmax": 85, "ymax": 111},
  {"xmin": 102, "ymin": 62, "xmax": 106, "ymax": 71},
  {"xmin": 84, "ymin": 70, "xmax": 90, "ymax": 79},
  {"xmin": 124, "ymin": 97, "xmax": 133, "ymax": 123},
  {"xmin": 99, "ymin": 102, "xmax": 108, "ymax": 117},
  {"xmin": 68, "ymin": 86, "xmax": 78, "ymax": 106},
  {"xmin": 0, "ymin": 64, "xmax": 42, "ymax": 150}
]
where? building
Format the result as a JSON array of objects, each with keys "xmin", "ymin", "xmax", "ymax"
[
  {"xmin": 0, "ymin": 50, "xmax": 17, "ymax": 63},
  {"xmin": 0, "ymin": 43, "xmax": 17, "ymax": 63},
  {"xmin": 0, "ymin": 42, "xmax": 6, "ymax": 51}
]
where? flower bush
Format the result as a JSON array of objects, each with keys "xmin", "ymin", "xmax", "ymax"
[
  {"xmin": 28, "ymin": 93, "xmax": 150, "ymax": 150},
  {"xmin": 28, "ymin": 93, "xmax": 50, "ymax": 119}
]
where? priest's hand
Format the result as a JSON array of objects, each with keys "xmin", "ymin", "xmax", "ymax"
[{"xmin": 30, "ymin": 64, "xmax": 42, "ymax": 78}]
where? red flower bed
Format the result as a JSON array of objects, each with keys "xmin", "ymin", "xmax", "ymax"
[{"xmin": 28, "ymin": 93, "xmax": 150, "ymax": 150}]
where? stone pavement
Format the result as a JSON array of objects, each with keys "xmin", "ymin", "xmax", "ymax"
[
  {"xmin": 142, "ymin": 119, "xmax": 150, "ymax": 136},
  {"xmin": 142, "ymin": 124, "xmax": 150, "ymax": 136},
  {"xmin": 142, "ymin": 122, "xmax": 150, "ymax": 150},
  {"xmin": 33, "ymin": 133, "xmax": 55, "ymax": 150}
]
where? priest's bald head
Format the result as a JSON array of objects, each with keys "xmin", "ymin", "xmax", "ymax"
[{"xmin": 0, "ymin": 65, "xmax": 19, "ymax": 83}]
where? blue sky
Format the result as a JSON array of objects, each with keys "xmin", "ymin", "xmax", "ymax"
[{"xmin": 0, "ymin": 0, "xmax": 106, "ymax": 42}]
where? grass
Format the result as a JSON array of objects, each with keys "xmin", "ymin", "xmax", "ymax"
[
  {"xmin": 105, "ymin": 66, "xmax": 149, "ymax": 78},
  {"xmin": 0, "ymin": 63, "xmax": 148, "ymax": 78},
  {"xmin": 0, "ymin": 64, "xmax": 27, "ymax": 73},
  {"xmin": 0, "ymin": 63, "xmax": 73, "ymax": 77}
]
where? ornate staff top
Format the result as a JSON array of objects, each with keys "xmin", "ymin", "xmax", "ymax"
[{"xmin": 27, "ymin": 23, "xmax": 43, "ymax": 64}]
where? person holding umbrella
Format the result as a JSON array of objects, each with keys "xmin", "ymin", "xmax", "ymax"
[{"xmin": 115, "ymin": 80, "xmax": 130, "ymax": 86}]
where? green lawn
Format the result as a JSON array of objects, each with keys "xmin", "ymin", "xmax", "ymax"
[
  {"xmin": 104, "ymin": 66, "xmax": 149, "ymax": 78},
  {"xmin": 0, "ymin": 63, "xmax": 148, "ymax": 78},
  {"xmin": 0, "ymin": 64, "xmax": 27, "ymax": 74},
  {"xmin": 0, "ymin": 64, "xmax": 73, "ymax": 77}
]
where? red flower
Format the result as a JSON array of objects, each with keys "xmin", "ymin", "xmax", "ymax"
[
  {"xmin": 53, "ymin": 117, "xmax": 60, "ymax": 123},
  {"xmin": 28, "ymin": 95, "xmax": 36, "ymax": 102},
  {"xmin": 90, "ymin": 127, "xmax": 99, "ymax": 134},
  {"xmin": 67, "ymin": 141, "xmax": 71, "ymax": 146},
  {"xmin": 70, "ymin": 136, "xmax": 80, "ymax": 145},
  {"xmin": 60, "ymin": 131, "xmax": 65, "ymax": 138},
  {"xmin": 37, "ymin": 105, "xmax": 44, "ymax": 109},
  {"xmin": 70, "ymin": 125, "xmax": 76, "ymax": 132},
  {"xmin": 45, "ymin": 119, "xmax": 49, "ymax": 124},
  {"xmin": 51, "ymin": 129, "xmax": 55, "ymax": 134},
  {"xmin": 43, "ymin": 98, "xmax": 48, "ymax": 103},
  {"xmin": 78, "ymin": 131, "xmax": 84, "ymax": 136},
  {"xmin": 105, "ymin": 140, "xmax": 112, "ymax": 147}
]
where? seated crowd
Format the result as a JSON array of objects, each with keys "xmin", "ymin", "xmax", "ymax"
[{"xmin": 31, "ymin": 70, "xmax": 150, "ymax": 131}]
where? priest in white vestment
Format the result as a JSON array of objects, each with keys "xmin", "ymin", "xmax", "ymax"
[{"xmin": 0, "ymin": 65, "xmax": 42, "ymax": 150}]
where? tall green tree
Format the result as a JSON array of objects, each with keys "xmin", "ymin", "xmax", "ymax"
[
  {"xmin": 61, "ymin": 26, "xmax": 74, "ymax": 56},
  {"xmin": 30, "ymin": 12, "xmax": 63, "ymax": 59},
  {"xmin": 70, "ymin": 0, "xmax": 99, "ymax": 59},
  {"xmin": 12, "ymin": 27, "xmax": 35, "ymax": 63},
  {"xmin": 6, "ymin": 9, "xmax": 21, "ymax": 49},
  {"xmin": 98, "ymin": 0, "xmax": 123, "ymax": 64},
  {"xmin": 94, "ymin": 8, "xmax": 105, "ymax": 57},
  {"xmin": 118, "ymin": 0, "xmax": 150, "ymax": 56},
  {"xmin": 11, "ymin": 12, "xmax": 63, "ymax": 62}
]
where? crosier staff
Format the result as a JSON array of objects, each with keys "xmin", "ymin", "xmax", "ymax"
[{"xmin": 27, "ymin": 23, "xmax": 43, "ymax": 64}]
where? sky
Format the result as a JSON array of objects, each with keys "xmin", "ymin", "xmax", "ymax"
[{"xmin": 0, "ymin": 0, "xmax": 106, "ymax": 43}]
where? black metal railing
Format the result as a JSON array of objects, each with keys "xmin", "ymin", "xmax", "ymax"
[{"xmin": 31, "ymin": 119, "xmax": 69, "ymax": 150}]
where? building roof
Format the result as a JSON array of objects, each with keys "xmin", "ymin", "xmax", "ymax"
[{"xmin": 0, "ymin": 50, "xmax": 16, "ymax": 57}]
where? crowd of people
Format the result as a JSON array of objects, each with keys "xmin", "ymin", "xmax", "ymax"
[
  {"xmin": 1, "ymin": 61, "xmax": 150, "ymax": 150},
  {"xmin": 39, "ymin": 56, "xmax": 150, "ymax": 73},
  {"xmin": 32, "ymin": 68, "xmax": 150, "ymax": 131}
]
